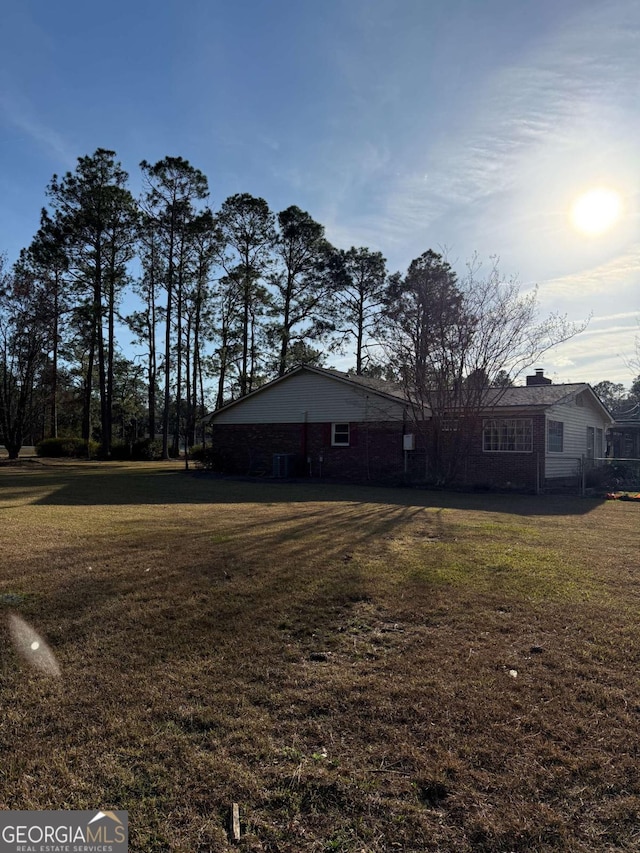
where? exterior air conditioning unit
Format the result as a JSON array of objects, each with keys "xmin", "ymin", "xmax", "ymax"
[
  {"xmin": 403, "ymin": 433, "xmax": 415, "ymax": 451},
  {"xmin": 272, "ymin": 453, "xmax": 296, "ymax": 478}
]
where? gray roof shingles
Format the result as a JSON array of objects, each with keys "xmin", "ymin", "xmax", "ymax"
[
  {"xmin": 208, "ymin": 365, "xmax": 608, "ymax": 419},
  {"xmin": 333, "ymin": 370, "xmax": 591, "ymax": 410}
]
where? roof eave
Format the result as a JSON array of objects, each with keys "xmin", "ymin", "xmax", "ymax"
[{"xmin": 203, "ymin": 364, "xmax": 414, "ymax": 422}]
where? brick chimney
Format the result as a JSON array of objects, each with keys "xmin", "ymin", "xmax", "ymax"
[{"xmin": 526, "ymin": 368, "xmax": 552, "ymax": 386}]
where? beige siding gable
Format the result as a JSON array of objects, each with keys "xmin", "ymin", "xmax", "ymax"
[
  {"xmin": 545, "ymin": 391, "xmax": 610, "ymax": 478},
  {"xmin": 213, "ymin": 370, "xmax": 407, "ymax": 425}
]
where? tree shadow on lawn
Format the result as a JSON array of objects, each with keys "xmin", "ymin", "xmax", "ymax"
[
  {"xmin": 0, "ymin": 520, "xmax": 385, "ymax": 834},
  {"xmin": 1, "ymin": 498, "xmax": 385, "ymax": 682},
  {"xmin": 1, "ymin": 463, "xmax": 604, "ymax": 516},
  {"xmin": 4, "ymin": 513, "xmax": 637, "ymax": 853},
  {"xmin": 2, "ymin": 474, "xmax": 637, "ymax": 851},
  {"xmin": 0, "ymin": 482, "xmax": 609, "ymax": 685}
]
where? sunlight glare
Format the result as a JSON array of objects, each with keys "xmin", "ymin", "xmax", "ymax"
[
  {"xmin": 8, "ymin": 613, "xmax": 61, "ymax": 677},
  {"xmin": 570, "ymin": 187, "xmax": 623, "ymax": 236}
]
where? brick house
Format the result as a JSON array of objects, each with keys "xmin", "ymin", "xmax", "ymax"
[{"xmin": 205, "ymin": 365, "xmax": 613, "ymax": 490}]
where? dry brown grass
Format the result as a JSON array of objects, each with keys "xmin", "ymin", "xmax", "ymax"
[{"xmin": 1, "ymin": 460, "xmax": 639, "ymax": 852}]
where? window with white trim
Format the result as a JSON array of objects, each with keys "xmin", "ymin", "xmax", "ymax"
[
  {"xmin": 547, "ymin": 420, "xmax": 564, "ymax": 452},
  {"xmin": 331, "ymin": 423, "xmax": 350, "ymax": 446},
  {"xmin": 483, "ymin": 418, "xmax": 533, "ymax": 452}
]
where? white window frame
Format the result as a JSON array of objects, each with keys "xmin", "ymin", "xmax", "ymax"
[
  {"xmin": 331, "ymin": 423, "xmax": 350, "ymax": 446},
  {"xmin": 483, "ymin": 418, "xmax": 533, "ymax": 453},
  {"xmin": 547, "ymin": 420, "xmax": 564, "ymax": 453}
]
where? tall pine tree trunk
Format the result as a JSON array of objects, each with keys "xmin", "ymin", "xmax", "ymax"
[{"xmin": 162, "ymin": 228, "xmax": 175, "ymax": 459}]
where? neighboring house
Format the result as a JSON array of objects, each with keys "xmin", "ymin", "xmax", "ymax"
[
  {"xmin": 205, "ymin": 365, "xmax": 613, "ymax": 490},
  {"xmin": 609, "ymin": 409, "xmax": 640, "ymax": 460}
]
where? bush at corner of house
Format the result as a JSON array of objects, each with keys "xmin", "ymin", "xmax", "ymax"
[
  {"xmin": 131, "ymin": 438, "xmax": 163, "ymax": 461},
  {"xmin": 191, "ymin": 445, "xmax": 225, "ymax": 471},
  {"xmin": 36, "ymin": 437, "xmax": 94, "ymax": 458},
  {"xmin": 189, "ymin": 444, "xmax": 205, "ymax": 463}
]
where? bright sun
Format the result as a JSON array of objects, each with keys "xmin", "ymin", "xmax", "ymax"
[{"xmin": 570, "ymin": 187, "xmax": 623, "ymax": 236}]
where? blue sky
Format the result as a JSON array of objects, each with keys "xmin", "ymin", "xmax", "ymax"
[{"xmin": 1, "ymin": 0, "xmax": 638, "ymax": 385}]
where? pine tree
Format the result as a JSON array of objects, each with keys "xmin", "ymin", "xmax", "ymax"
[{"xmin": 46, "ymin": 149, "xmax": 137, "ymax": 456}]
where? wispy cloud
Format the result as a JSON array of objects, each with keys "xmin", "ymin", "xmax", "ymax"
[
  {"xmin": 326, "ymin": 0, "xmax": 640, "ymax": 269},
  {"xmin": 546, "ymin": 327, "xmax": 639, "ymax": 384},
  {"xmin": 427, "ymin": 1, "xmax": 640, "ymax": 207},
  {"xmin": 0, "ymin": 90, "xmax": 77, "ymax": 168},
  {"xmin": 544, "ymin": 301, "xmax": 639, "ymax": 383},
  {"xmin": 538, "ymin": 247, "xmax": 640, "ymax": 300},
  {"xmin": 591, "ymin": 312, "xmax": 640, "ymax": 325}
]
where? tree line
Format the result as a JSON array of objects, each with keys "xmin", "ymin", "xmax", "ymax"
[
  {"xmin": 0, "ymin": 146, "xmax": 608, "ymax": 468},
  {"xmin": 0, "ymin": 149, "xmax": 391, "ymax": 459}
]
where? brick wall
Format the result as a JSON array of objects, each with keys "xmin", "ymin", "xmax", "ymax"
[
  {"xmin": 210, "ymin": 421, "xmax": 407, "ymax": 481},
  {"xmin": 450, "ymin": 413, "xmax": 546, "ymax": 490},
  {"xmin": 210, "ymin": 423, "xmax": 304, "ymax": 476},
  {"xmin": 210, "ymin": 413, "xmax": 548, "ymax": 489},
  {"xmin": 400, "ymin": 414, "xmax": 546, "ymax": 490}
]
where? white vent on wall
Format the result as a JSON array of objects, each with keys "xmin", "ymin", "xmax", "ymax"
[{"xmin": 403, "ymin": 434, "xmax": 415, "ymax": 451}]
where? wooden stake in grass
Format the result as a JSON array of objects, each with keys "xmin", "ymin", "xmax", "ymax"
[{"xmin": 229, "ymin": 802, "xmax": 241, "ymax": 842}]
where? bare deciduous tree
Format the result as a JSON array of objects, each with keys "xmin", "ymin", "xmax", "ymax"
[{"xmin": 381, "ymin": 251, "xmax": 588, "ymax": 483}]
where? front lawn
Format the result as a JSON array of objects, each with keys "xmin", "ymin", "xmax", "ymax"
[{"xmin": 1, "ymin": 462, "xmax": 638, "ymax": 851}]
